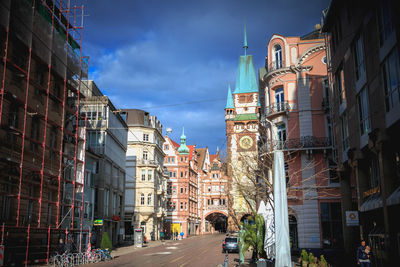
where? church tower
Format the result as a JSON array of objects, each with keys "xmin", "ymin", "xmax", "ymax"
[{"xmin": 225, "ymin": 25, "xmax": 260, "ymax": 231}]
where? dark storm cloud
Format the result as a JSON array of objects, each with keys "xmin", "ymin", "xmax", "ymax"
[{"xmin": 82, "ymin": 0, "xmax": 330, "ymax": 153}]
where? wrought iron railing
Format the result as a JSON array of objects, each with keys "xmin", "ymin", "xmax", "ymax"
[
  {"xmin": 265, "ymin": 101, "xmax": 290, "ymax": 116},
  {"xmin": 268, "ymin": 60, "xmax": 284, "ymax": 71},
  {"xmin": 259, "ymin": 136, "xmax": 332, "ymax": 153}
]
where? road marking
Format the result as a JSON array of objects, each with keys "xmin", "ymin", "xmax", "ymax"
[
  {"xmin": 170, "ymin": 255, "xmax": 185, "ymax": 263},
  {"xmin": 144, "ymin": 251, "xmax": 172, "ymax": 256},
  {"xmin": 179, "ymin": 262, "xmax": 188, "ymax": 267},
  {"xmin": 166, "ymin": 246, "xmax": 178, "ymax": 250}
]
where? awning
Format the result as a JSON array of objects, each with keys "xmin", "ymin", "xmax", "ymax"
[
  {"xmin": 360, "ymin": 193, "xmax": 382, "ymax": 212},
  {"xmin": 387, "ymin": 186, "xmax": 400, "ymax": 206}
]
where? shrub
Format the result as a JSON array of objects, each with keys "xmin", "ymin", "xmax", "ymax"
[
  {"xmin": 100, "ymin": 232, "xmax": 112, "ymax": 251},
  {"xmin": 309, "ymin": 252, "xmax": 315, "ymax": 264},
  {"xmin": 301, "ymin": 249, "xmax": 309, "ymax": 262}
]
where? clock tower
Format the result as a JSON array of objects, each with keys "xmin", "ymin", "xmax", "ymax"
[{"xmin": 225, "ymin": 26, "xmax": 260, "ymax": 231}]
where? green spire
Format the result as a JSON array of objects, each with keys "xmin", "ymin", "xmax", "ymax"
[
  {"xmin": 177, "ymin": 127, "xmax": 190, "ymax": 154},
  {"xmin": 243, "ymin": 23, "xmax": 248, "ymax": 56},
  {"xmin": 225, "ymin": 84, "xmax": 234, "ymax": 109}
]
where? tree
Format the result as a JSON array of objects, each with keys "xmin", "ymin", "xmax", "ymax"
[
  {"xmin": 100, "ymin": 232, "xmax": 112, "ymax": 251},
  {"xmin": 241, "ymin": 214, "xmax": 266, "ymax": 259}
]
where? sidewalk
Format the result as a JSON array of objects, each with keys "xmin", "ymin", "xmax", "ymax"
[{"xmin": 112, "ymin": 239, "xmax": 174, "ymax": 258}]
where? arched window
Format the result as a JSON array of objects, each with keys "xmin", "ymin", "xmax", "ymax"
[
  {"xmin": 140, "ymin": 193, "xmax": 145, "ymax": 205},
  {"xmin": 274, "ymin": 44, "xmax": 283, "ymax": 69},
  {"xmin": 147, "ymin": 193, "xmax": 152, "ymax": 206}
]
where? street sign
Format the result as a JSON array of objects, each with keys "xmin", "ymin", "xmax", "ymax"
[
  {"xmin": 346, "ymin": 211, "xmax": 359, "ymax": 226},
  {"xmin": 93, "ymin": 219, "xmax": 103, "ymax": 226}
]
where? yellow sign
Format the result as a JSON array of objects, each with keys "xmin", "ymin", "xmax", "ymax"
[
  {"xmin": 171, "ymin": 223, "xmax": 180, "ymax": 233},
  {"xmin": 93, "ymin": 219, "xmax": 103, "ymax": 226}
]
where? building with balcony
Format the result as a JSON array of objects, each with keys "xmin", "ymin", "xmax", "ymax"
[
  {"xmin": 258, "ymin": 30, "xmax": 342, "ymax": 251},
  {"xmin": 322, "ymin": 0, "xmax": 400, "ymax": 264},
  {"xmin": 163, "ymin": 129, "xmax": 199, "ymax": 238},
  {"xmin": 124, "ymin": 109, "xmax": 167, "ymax": 241},
  {"xmin": 80, "ymin": 81, "xmax": 127, "ymax": 247}
]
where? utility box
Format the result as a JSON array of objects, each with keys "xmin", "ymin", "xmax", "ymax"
[{"xmin": 134, "ymin": 228, "xmax": 143, "ymax": 247}]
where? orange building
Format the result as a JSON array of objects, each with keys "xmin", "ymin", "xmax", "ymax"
[
  {"xmin": 163, "ymin": 129, "xmax": 199, "ymax": 238},
  {"xmin": 259, "ymin": 30, "xmax": 342, "ymax": 250}
]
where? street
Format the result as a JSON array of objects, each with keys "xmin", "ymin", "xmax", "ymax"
[{"xmin": 85, "ymin": 234, "xmax": 239, "ymax": 267}]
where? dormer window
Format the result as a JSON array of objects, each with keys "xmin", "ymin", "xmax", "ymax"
[{"xmin": 273, "ymin": 44, "xmax": 283, "ymax": 70}]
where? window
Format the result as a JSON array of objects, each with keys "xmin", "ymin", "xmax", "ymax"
[
  {"xmin": 273, "ymin": 45, "xmax": 283, "ymax": 69},
  {"xmin": 341, "ymin": 113, "xmax": 349, "ymax": 151},
  {"xmin": 369, "ymin": 155, "xmax": 381, "ymax": 188},
  {"xmin": 377, "ymin": 0, "xmax": 393, "ymax": 47},
  {"xmin": 207, "ymin": 199, "xmax": 210, "ymax": 205},
  {"xmin": 147, "ymin": 193, "xmax": 152, "ymax": 206},
  {"xmin": 180, "ymin": 202, "xmax": 183, "ymax": 211},
  {"xmin": 353, "ymin": 35, "xmax": 365, "ymax": 82},
  {"xmin": 274, "ymin": 87, "xmax": 284, "ymax": 111},
  {"xmin": 49, "ymin": 127, "xmax": 57, "ymax": 159},
  {"xmin": 335, "ymin": 65, "xmax": 346, "ymax": 105},
  {"xmin": 30, "ymin": 117, "xmax": 39, "ymax": 152},
  {"xmin": 141, "ymin": 169, "xmax": 146, "ymax": 181},
  {"xmin": 185, "ymin": 202, "xmax": 187, "ymax": 210},
  {"xmin": 181, "ymin": 157, "xmax": 183, "ymax": 162},
  {"xmin": 143, "ymin": 151, "xmax": 148, "ymax": 160},
  {"xmin": 148, "ymin": 170, "xmax": 152, "ymax": 181},
  {"xmin": 208, "ymin": 186, "xmax": 211, "ymax": 192},
  {"xmin": 320, "ymin": 202, "xmax": 343, "ymax": 248},
  {"xmin": 140, "ymin": 193, "xmax": 145, "ymax": 205},
  {"xmin": 172, "ymin": 186, "xmax": 176, "ymax": 195},
  {"xmin": 221, "ymin": 185, "xmax": 224, "ymax": 192},
  {"xmin": 112, "ymin": 193, "xmax": 117, "ymax": 214},
  {"xmin": 357, "ymin": 87, "xmax": 370, "ymax": 136},
  {"xmin": 382, "ymin": 48, "xmax": 400, "ymax": 112},
  {"xmin": 1, "ymin": 184, "xmax": 11, "ymax": 220},
  {"xmin": 277, "ymin": 123, "xmax": 287, "ymax": 150},
  {"xmin": 185, "ymin": 187, "xmax": 187, "ymax": 194},
  {"xmin": 180, "ymin": 172, "xmax": 183, "ymax": 178},
  {"xmin": 105, "ymin": 189, "xmax": 110, "ymax": 216},
  {"xmin": 180, "ymin": 187, "xmax": 183, "ymax": 194},
  {"xmin": 222, "ymin": 199, "xmax": 226, "ymax": 206},
  {"xmin": 164, "ymin": 144, "xmax": 169, "ymax": 150},
  {"xmin": 143, "ymin": 134, "xmax": 149, "ymax": 142},
  {"xmin": 212, "ymin": 186, "xmax": 215, "ymax": 192}
]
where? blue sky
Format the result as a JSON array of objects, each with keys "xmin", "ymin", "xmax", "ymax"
[{"xmin": 83, "ymin": 0, "xmax": 330, "ymax": 155}]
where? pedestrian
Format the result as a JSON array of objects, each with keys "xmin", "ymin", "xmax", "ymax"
[
  {"xmin": 160, "ymin": 230, "xmax": 164, "ymax": 240},
  {"xmin": 174, "ymin": 231, "xmax": 178, "ymax": 240},
  {"xmin": 357, "ymin": 240, "xmax": 371, "ymax": 267},
  {"xmin": 180, "ymin": 231, "xmax": 184, "ymax": 240},
  {"xmin": 57, "ymin": 239, "xmax": 65, "ymax": 255}
]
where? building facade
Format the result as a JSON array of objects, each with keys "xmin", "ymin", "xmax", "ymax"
[
  {"xmin": 322, "ymin": 0, "xmax": 400, "ymax": 264},
  {"xmin": 124, "ymin": 109, "xmax": 167, "ymax": 241},
  {"xmin": 0, "ymin": 0, "xmax": 89, "ymax": 264},
  {"xmin": 259, "ymin": 31, "xmax": 342, "ymax": 251},
  {"xmin": 197, "ymin": 148, "xmax": 229, "ymax": 233},
  {"xmin": 163, "ymin": 130, "xmax": 200, "ymax": 238},
  {"xmin": 81, "ymin": 81, "xmax": 127, "ymax": 247},
  {"xmin": 225, "ymin": 28, "xmax": 260, "ymax": 231}
]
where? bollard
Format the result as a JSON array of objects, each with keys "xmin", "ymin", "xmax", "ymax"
[{"xmin": 224, "ymin": 250, "xmax": 229, "ymax": 267}]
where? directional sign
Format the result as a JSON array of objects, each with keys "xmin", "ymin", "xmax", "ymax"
[{"xmin": 93, "ymin": 219, "xmax": 103, "ymax": 226}]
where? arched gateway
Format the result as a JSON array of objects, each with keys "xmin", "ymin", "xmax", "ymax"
[{"xmin": 205, "ymin": 211, "xmax": 228, "ymax": 233}]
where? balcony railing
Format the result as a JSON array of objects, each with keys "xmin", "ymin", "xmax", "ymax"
[
  {"xmin": 260, "ymin": 136, "xmax": 331, "ymax": 153},
  {"xmin": 206, "ymin": 205, "xmax": 227, "ymax": 211},
  {"xmin": 140, "ymin": 159, "xmax": 156, "ymax": 165},
  {"xmin": 265, "ymin": 101, "xmax": 290, "ymax": 117},
  {"xmin": 268, "ymin": 60, "xmax": 284, "ymax": 71}
]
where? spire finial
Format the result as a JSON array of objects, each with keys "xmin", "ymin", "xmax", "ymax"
[{"xmin": 243, "ymin": 22, "xmax": 248, "ymax": 56}]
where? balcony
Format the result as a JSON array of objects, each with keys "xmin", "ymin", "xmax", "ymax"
[
  {"xmin": 268, "ymin": 60, "xmax": 283, "ymax": 71},
  {"xmin": 265, "ymin": 101, "xmax": 290, "ymax": 118},
  {"xmin": 259, "ymin": 136, "xmax": 332, "ymax": 154},
  {"xmin": 139, "ymin": 159, "xmax": 157, "ymax": 166}
]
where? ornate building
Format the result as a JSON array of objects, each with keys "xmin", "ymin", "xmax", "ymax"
[
  {"xmin": 258, "ymin": 30, "xmax": 342, "ymax": 251},
  {"xmin": 124, "ymin": 109, "xmax": 167, "ymax": 241},
  {"xmin": 163, "ymin": 129, "xmax": 199, "ymax": 238},
  {"xmin": 225, "ymin": 27, "xmax": 260, "ymax": 231}
]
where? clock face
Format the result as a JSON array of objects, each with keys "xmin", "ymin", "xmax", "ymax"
[{"xmin": 239, "ymin": 136, "xmax": 253, "ymax": 149}]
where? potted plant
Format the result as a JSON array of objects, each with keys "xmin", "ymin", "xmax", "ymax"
[
  {"xmin": 308, "ymin": 252, "xmax": 317, "ymax": 267},
  {"xmin": 319, "ymin": 255, "xmax": 328, "ymax": 267},
  {"xmin": 301, "ymin": 249, "xmax": 309, "ymax": 267}
]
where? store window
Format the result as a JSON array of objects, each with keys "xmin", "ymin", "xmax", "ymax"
[{"xmin": 320, "ymin": 202, "xmax": 343, "ymax": 248}]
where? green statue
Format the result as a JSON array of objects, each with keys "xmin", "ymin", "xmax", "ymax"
[{"xmin": 238, "ymin": 225, "xmax": 245, "ymax": 264}]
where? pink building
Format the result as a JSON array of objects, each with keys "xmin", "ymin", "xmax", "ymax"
[
  {"xmin": 163, "ymin": 129, "xmax": 199, "ymax": 238},
  {"xmin": 259, "ymin": 30, "xmax": 342, "ymax": 250}
]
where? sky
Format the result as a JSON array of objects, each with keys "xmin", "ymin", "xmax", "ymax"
[{"xmin": 82, "ymin": 0, "xmax": 330, "ymax": 155}]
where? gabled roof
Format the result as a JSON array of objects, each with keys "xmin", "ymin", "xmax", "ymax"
[
  {"xmin": 210, "ymin": 154, "xmax": 217, "ymax": 163},
  {"xmin": 165, "ymin": 135, "xmax": 180, "ymax": 150},
  {"xmin": 195, "ymin": 148, "xmax": 207, "ymax": 169},
  {"xmin": 188, "ymin": 145, "xmax": 195, "ymax": 160}
]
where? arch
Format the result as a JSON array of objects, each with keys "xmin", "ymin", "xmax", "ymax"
[
  {"xmin": 270, "ymin": 34, "xmax": 290, "ymax": 67},
  {"xmin": 204, "ymin": 210, "xmax": 228, "ymax": 218},
  {"xmin": 205, "ymin": 211, "xmax": 228, "ymax": 233},
  {"xmin": 288, "ymin": 211, "xmax": 298, "ymax": 250}
]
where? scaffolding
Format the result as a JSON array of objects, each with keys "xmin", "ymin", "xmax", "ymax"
[{"xmin": 0, "ymin": 0, "xmax": 89, "ymax": 265}]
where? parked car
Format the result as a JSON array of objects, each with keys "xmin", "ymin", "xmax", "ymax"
[{"xmin": 222, "ymin": 236, "xmax": 239, "ymax": 253}]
